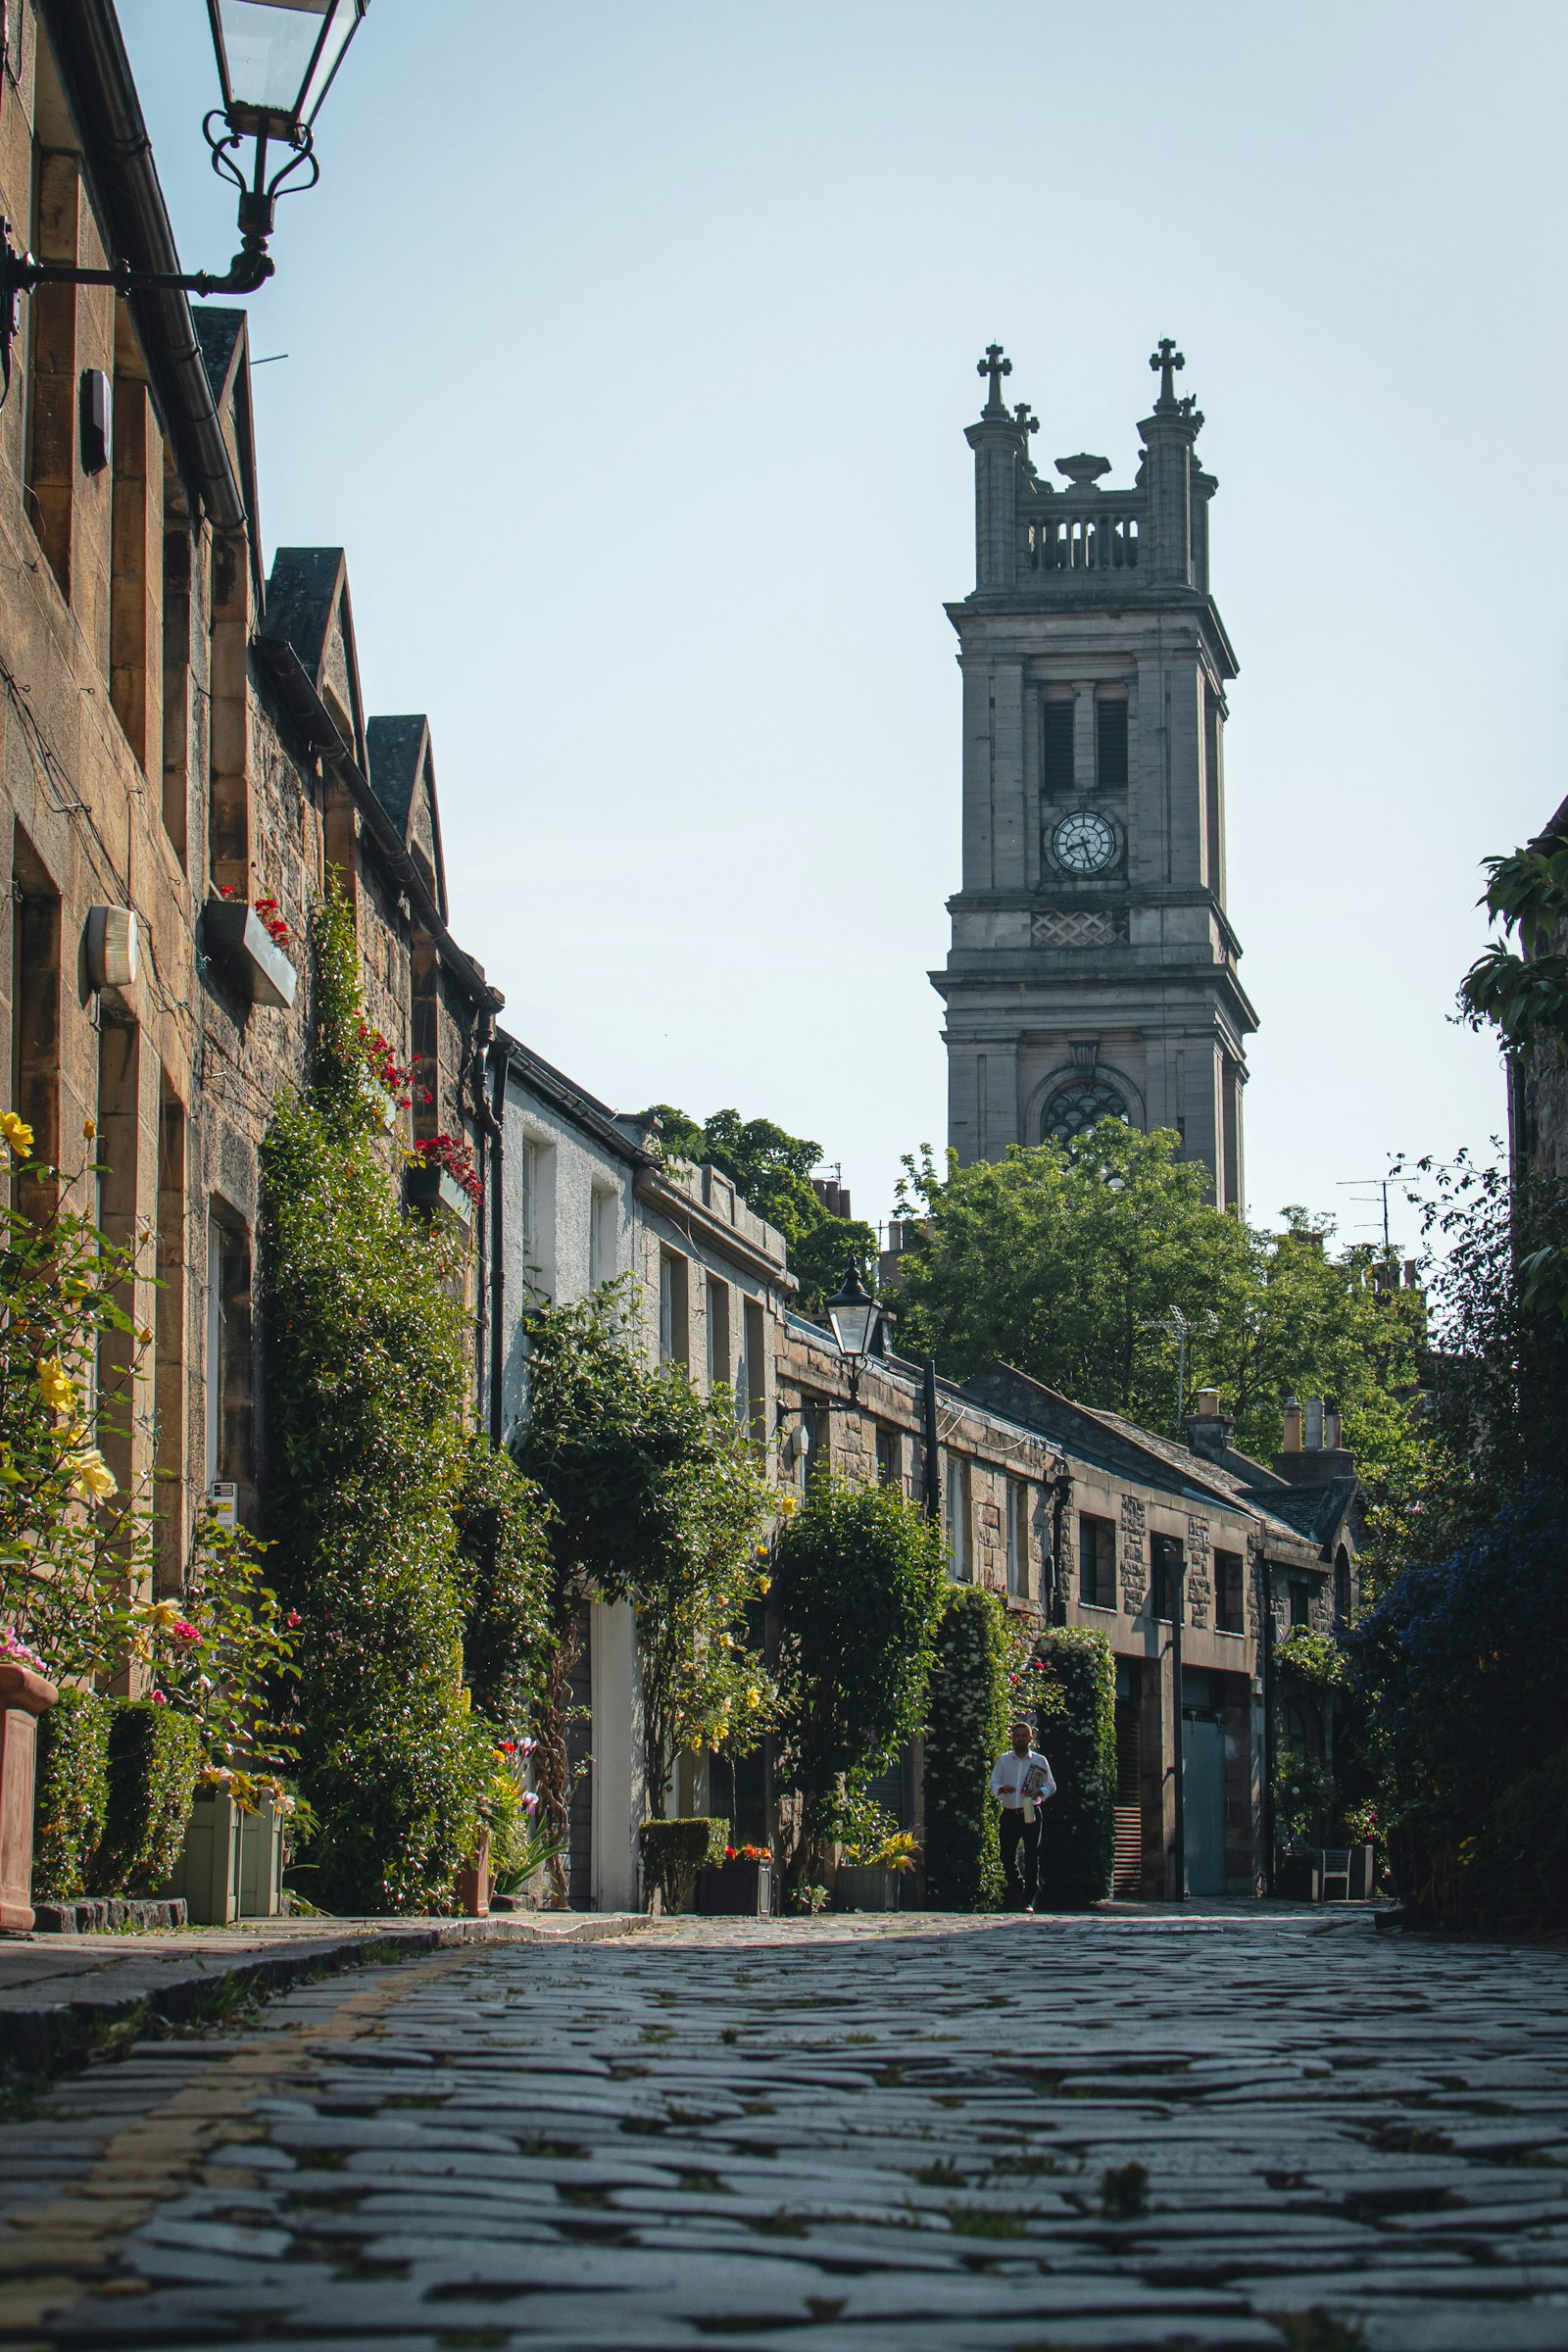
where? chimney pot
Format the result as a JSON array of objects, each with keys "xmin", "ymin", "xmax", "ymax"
[
  {"xmin": 1282, "ymin": 1397, "xmax": 1303, "ymax": 1453},
  {"xmin": 1196, "ymin": 1388, "xmax": 1222, "ymax": 1418}
]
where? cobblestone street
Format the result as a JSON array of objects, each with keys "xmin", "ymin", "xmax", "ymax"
[{"xmin": 2, "ymin": 1909, "xmax": 1566, "ymax": 2351}]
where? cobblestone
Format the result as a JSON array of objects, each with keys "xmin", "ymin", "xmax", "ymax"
[{"xmin": 0, "ymin": 1909, "xmax": 1564, "ymax": 2348}]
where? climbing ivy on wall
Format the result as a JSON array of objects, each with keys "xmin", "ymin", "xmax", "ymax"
[
  {"xmin": 261, "ymin": 882, "xmax": 541, "ymax": 1911},
  {"xmin": 923, "ymin": 1583, "xmax": 1009, "ymax": 1911}
]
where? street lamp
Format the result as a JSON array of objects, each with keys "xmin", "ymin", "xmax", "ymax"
[
  {"xmin": 0, "ymin": 0, "xmax": 369, "ymax": 398},
  {"xmin": 824, "ymin": 1262, "xmax": 889, "ymax": 1404}
]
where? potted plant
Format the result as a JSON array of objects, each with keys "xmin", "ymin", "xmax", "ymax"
[
  {"xmin": 834, "ymin": 1827, "xmax": 918, "ymax": 1913},
  {"xmin": 204, "ymin": 888, "xmax": 298, "ymax": 1009},
  {"xmin": 1342, "ymin": 1801, "xmax": 1379, "ymax": 1900},
  {"xmin": 640, "ymin": 1817, "xmax": 729, "ymax": 1915},
  {"xmin": 455, "ymin": 1826, "xmax": 491, "ymax": 1918},
  {"xmin": 697, "ymin": 1841, "xmax": 773, "ymax": 1916}
]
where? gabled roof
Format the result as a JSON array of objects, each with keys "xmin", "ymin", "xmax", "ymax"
[
  {"xmin": 261, "ymin": 549, "xmax": 366, "ymax": 769},
  {"xmin": 367, "ymin": 715, "xmax": 448, "ymax": 922},
  {"xmin": 1250, "ymin": 1477, "xmax": 1357, "ymax": 1554}
]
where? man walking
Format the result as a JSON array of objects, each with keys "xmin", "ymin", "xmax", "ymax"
[{"xmin": 990, "ymin": 1719, "xmax": 1055, "ymax": 1912}]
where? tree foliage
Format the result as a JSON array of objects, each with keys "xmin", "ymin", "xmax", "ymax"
[
  {"xmin": 261, "ymin": 884, "xmax": 503, "ymax": 1912},
  {"xmin": 893, "ymin": 1122, "xmax": 1426, "ymax": 1575},
  {"xmin": 1030, "ymin": 1627, "xmax": 1116, "ymax": 1909},
  {"xmin": 771, "ymin": 1475, "xmax": 948, "ymax": 1853},
  {"xmin": 922, "ymin": 1583, "xmax": 1009, "ymax": 1911},
  {"xmin": 514, "ymin": 1286, "xmax": 776, "ymax": 1866},
  {"xmin": 647, "ymin": 1103, "xmax": 877, "ymax": 1314}
]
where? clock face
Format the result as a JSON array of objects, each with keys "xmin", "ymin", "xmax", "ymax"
[{"xmin": 1052, "ymin": 809, "xmax": 1117, "ymax": 875}]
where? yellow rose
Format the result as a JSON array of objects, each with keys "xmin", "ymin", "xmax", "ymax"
[
  {"xmin": 1, "ymin": 1111, "xmax": 33, "ymax": 1159},
  {"xmin": 777, "ymin": 1495, "xmax": 797, "ymax": 1517},
  {"xmin": 719, "ymin": 1631, "xmax": 733, "ymax": 1648},
  {"xmin": 757, "ymin": 1575, "xmax": 772, "ymax": 1595},
  {"xmin": 82, "ymin": 1117, "xmax": 96, "ymax": 1141},
  {"xmin": 67, "ymin": 1445, "xmax": 117, "ymax": 1503},
  {"xmin": 37, "ymin": 1359, "xmax": 74, "ymax": 1412},
  {"xmin": 746, "ymin": 1686, "xmax": 760, "ymax": 1708}
]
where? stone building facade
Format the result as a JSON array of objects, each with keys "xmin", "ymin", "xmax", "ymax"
[
  {"xmin": 0, "ymin": 5, "xmax": 494, "ymax": 1606},
  {"xmin": 934, "ymin": 341, "xmax": 1257, "ymax": 1207}
]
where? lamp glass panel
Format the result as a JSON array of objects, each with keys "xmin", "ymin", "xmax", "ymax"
[
  {"xmin": 216, "ymin": 0, "xmax": 359, "ymax": 124},
  {"xmin": 827, "ymin": 1297, "xmax": 877, "ymax": 1359}
]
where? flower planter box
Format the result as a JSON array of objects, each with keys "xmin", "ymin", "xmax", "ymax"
[
  {"xmin": 203, "ymin": 898, "xmax": 297, "ymax": 1010},
  {"xmin": 455, "ymin": 1828, "xmax": 491, "ymax": 1918},
  {"xmin": 171, "ymin": 1789, "xmax": 242, "ymax": 1925},
  {"xmin": 1, "ymin": 1659, "xmax": 57, "ymax": 1934},
  {"xmin": 696, "ymin": 1859, "xmax": 772, "ymax": 1917},
  {"xmin": 361, "ymin": 1071, "xmax": 399, "ymax": 1132},
  {"xmin": 406, "ymin": 1162, "xmax": 475, "ymax": 1225},
  {"xmin": 1348, "ymin": 1842, "xmax": 1377, "ymax": 1901},
  {"xmin": 238, "ymin": 1794, "xmax": 286, "ymax": 1919},
  {"xmin": 1275, "ymin": 1854, "xmax": 1320, "ymax": 1903},
  {"xmin": 832, "ymin": 1863, "xmax": 903, "ymax": 1913}
]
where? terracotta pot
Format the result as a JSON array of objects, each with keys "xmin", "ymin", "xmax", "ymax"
[
  {"xmin": 456, "ymin": 1828, "xmax": 491, "ymax": 1918},
  {"xmin": 0, "ymin": 1660, "xmax": 59, "ymax": 1935}
]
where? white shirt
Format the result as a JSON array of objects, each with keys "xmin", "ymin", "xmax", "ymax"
[{"xmin": 989, "ymin": 1748, "xmax": 1055, "ymax": 1809}]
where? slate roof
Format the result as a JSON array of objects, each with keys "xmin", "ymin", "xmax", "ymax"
[
  {"xmin": 192, "ymin": 309, "xmax": 244, "ymax": 405},
  {"xmin": 366, "ymin": 716, "xmax": 425, "ymax": 833},
  {"xmin": 1249, "ymin": 1476, "xmax": 1358, "ymax": 1551},
  {"xmin": 260, "ymin": 548, "xmax": 346, "ymax": 683}
]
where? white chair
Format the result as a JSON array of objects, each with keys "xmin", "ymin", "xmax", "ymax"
[{"xmin": 1318, "ymin": 1847, "xmax": 1352, "ymax": 1901}]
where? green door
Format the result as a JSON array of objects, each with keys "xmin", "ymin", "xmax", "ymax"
[{"xmin": 1183, "ymin": 1713, "xmax": 1227, "ymax": 1896}]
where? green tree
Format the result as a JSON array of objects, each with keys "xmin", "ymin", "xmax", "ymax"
[
  {"xmin": 893, "ymin": 1123, "xmax": 1426, "ymax": 1572},
  {"xmin": 514, "ymin": 1287, "xmax": 775, "ymax": 1894},
  {"xmin": 770, "ymin": 1476, "xmax": 949, "ymax": 1872},
  {"xmin": 646, "ymin": 1103, "xmax": 877, "ymax": 1315}
]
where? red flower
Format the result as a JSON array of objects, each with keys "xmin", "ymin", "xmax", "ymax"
[
  {"xmin": 283, "ymin": 1610, "xmax": 302, "ymax": 1630},
  {"xmin": 172, "ymin": 1620, "xmax": 200, "ymax": 1644}
]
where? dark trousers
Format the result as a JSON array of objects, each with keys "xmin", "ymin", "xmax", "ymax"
[{"xmin": 1000, "ymin": 1807, "xmax": 1040, "ymax": 1909}]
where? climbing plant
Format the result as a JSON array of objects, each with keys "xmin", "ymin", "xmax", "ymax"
[
  {"xmin": 1030, "ymin": 1627, "xmax": 1115, "ymax": 1908},
  {"xmin": 260, "ymin": 882, "xmax": 505, "ymax": 1911},
  {"xmin": 514, "ymin": 1285, "xmax": 775, "ymax": 1895},
  {"xmin": 923, "ymin": 1583, "xmax": 1009, "ymax": 1911},
  {"xmin": 770, "ymin": 1476, "xmax": 948, "ymax": 1869}
]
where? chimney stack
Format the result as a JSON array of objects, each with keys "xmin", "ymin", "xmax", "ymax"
[
  {"xmin": 1281, "ymin": 1396, "xmax": 1304, "ymax": 1453},
  {"xmin": 1185, "ymin": 1388, "xmax": 1234, "ymax": 1462}
]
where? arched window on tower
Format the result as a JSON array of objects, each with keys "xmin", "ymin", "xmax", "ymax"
[{"xmin": 1043, "ymin": 1078, "xmax": 1130, "ymax": 1144}]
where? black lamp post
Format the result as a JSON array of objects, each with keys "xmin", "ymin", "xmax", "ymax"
[
  {"xmin": 824, "ymin": 1262, "xmax": 888, "ymax": 1405},
  {"xmin": 0, "ymin": 0, "xmax": 369, "ymax": 397}
]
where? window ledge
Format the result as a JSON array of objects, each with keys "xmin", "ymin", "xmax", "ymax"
[{"xmin": 406, "ymin": 1162, "xmax": 476, "ymax": 1226}]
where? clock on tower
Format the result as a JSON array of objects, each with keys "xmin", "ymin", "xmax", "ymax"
[{"xmin": 931, "ymin": 338, "xmax": 1256, "ymax": 1209}]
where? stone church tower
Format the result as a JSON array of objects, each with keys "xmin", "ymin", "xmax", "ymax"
[{"xmin": 932, "ymin": 340, "xmax": 1256, "ymax": 1208}]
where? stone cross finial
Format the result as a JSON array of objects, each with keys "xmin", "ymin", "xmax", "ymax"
[
  {"xmin": 978, "ymin": 344, "xmax": 1012, "ymax": 413},
  {"xmin": 1149, "ymin": 336, "xmax": 1185, "ymax": 407},
  {"xmin": 1013, "ymin": 402, "xmax": 1039, "ymax": 437}
]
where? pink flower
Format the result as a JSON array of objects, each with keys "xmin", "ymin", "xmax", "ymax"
[
  {"xmin": 172, "ymin": 1621, "xmax": 200, "ymax": 1644},
  {"xmin": 150, "ymin": 1689, "xmax": 168, "ymax": 1704},
  {"xmin": 521, "ymin": 1790, "xmax": 540, "ymax": 1815},
  {"xmin": 283, "ymin": 1610, "xmax": 302, "ymax": 1630}
]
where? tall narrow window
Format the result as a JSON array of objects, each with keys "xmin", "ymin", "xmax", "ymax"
[
  {"xmin": 741, "ymin": 1298, "xmax": 765, "ymax": 1448},
  {"xmin": 946, "ymin": 1453, "xmax": 970, "ymax": 1579},
  {"xmin": 518, "ymin": 1136, "xmax": 556, "ymax": 1299},
  {"xmin": 1096, "ymin": 697, "xmax": 1129, "ymax": 789},
  {"xmin": 208, "ymin": 528, "xmax": 251, "ymax": 896},
  {"xmin": 1078, "ymin": 1512, "xmax": 1117, "ymax": 1609},
  {"xmin": 1006, "ymin": 1479, "xmax": 1029, "ymax": 1597},
  {"xmin": 95, "ymin": 1022, "xmax": 141, "ymax": 1502},
  {"xmin": 875, "ymin": 1426, "xmax": 901, "ymax": 1489},
  {"xmin": 161, "ymin": 478, "xmax": 193, "ymax": 864},
  {"xmin": 1215, "ymin": 1549, "xmax": 1245, "ymax": 1635},
  {"xmin": 24, "ymin": 149, "xmax": 80, "ymax": 600},
  {"xmin": 706, "ymin": 1274, "xmax": 730, "ymax": 1392},
  {"xmin": 154, "ymin": 1080, "xmax": 186, "ymax": 1593},
  {"xmin": 659, "ymin": 1249, "xmax": 689, "ymax": 1367},
  {"xmin": 11, "ymin": 833, "xmax": 61, "ymax": 1196},
  {"xmin": 1041, "ymin": 700, "xmax": 1074, "ymax": 796},
  {"xmin": 588, "ymin": 1184, "xmax": 617, "ymax": 1290},
  {"xmin": 110, "ymin": 368, "xmax": 163, "ymax": 779},
  {"xmin": 206, "ymin": 1203, "xmax": 254, "ymax": 1521}
]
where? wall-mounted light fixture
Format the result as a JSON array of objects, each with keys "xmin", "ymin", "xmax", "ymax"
[{"xmin": 0, "ymin": 0, "xmax": 368, "ymax": 401}]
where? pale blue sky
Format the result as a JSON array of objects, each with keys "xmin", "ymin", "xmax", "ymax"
[{"xmin": 121, "ymin": 2, "xmax": 1566, "ymax": 1246}]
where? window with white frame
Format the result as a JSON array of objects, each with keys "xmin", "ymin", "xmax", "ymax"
[
  {"xmin": 707, "ymin": 1273, "xmax": 731, "ymax": 1392},
  {"xmin": 659, "ymin": 1249, "xmax": 689, "ymax": 1366},
  {"xmin": 519, "ymin": 1135, "xmax": 557, "ymax": 1299},
  {"xmin": 588, "ymin": 1183, "xmax": 617, "ymax": 1290}
]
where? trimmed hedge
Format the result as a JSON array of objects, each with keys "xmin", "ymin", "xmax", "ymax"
[
  {"xmin": 1032, "ymin": 1627, "xmax": 1115, "ymax": 1908},
  {"xmin": 31, "ymin": 1688, "xmax": 110, "ymax": 1900},
  {"xmin": 86, "ymin": 1700, "xmax": 202, "ymax": 1895},
  {"xmin": 640, "ymin": 1817, "xmax": 729, "ymax": 1914},
  {"xmin": 923, "ymin": 1585, "xmax": 1008, "ymax": 1912}
]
